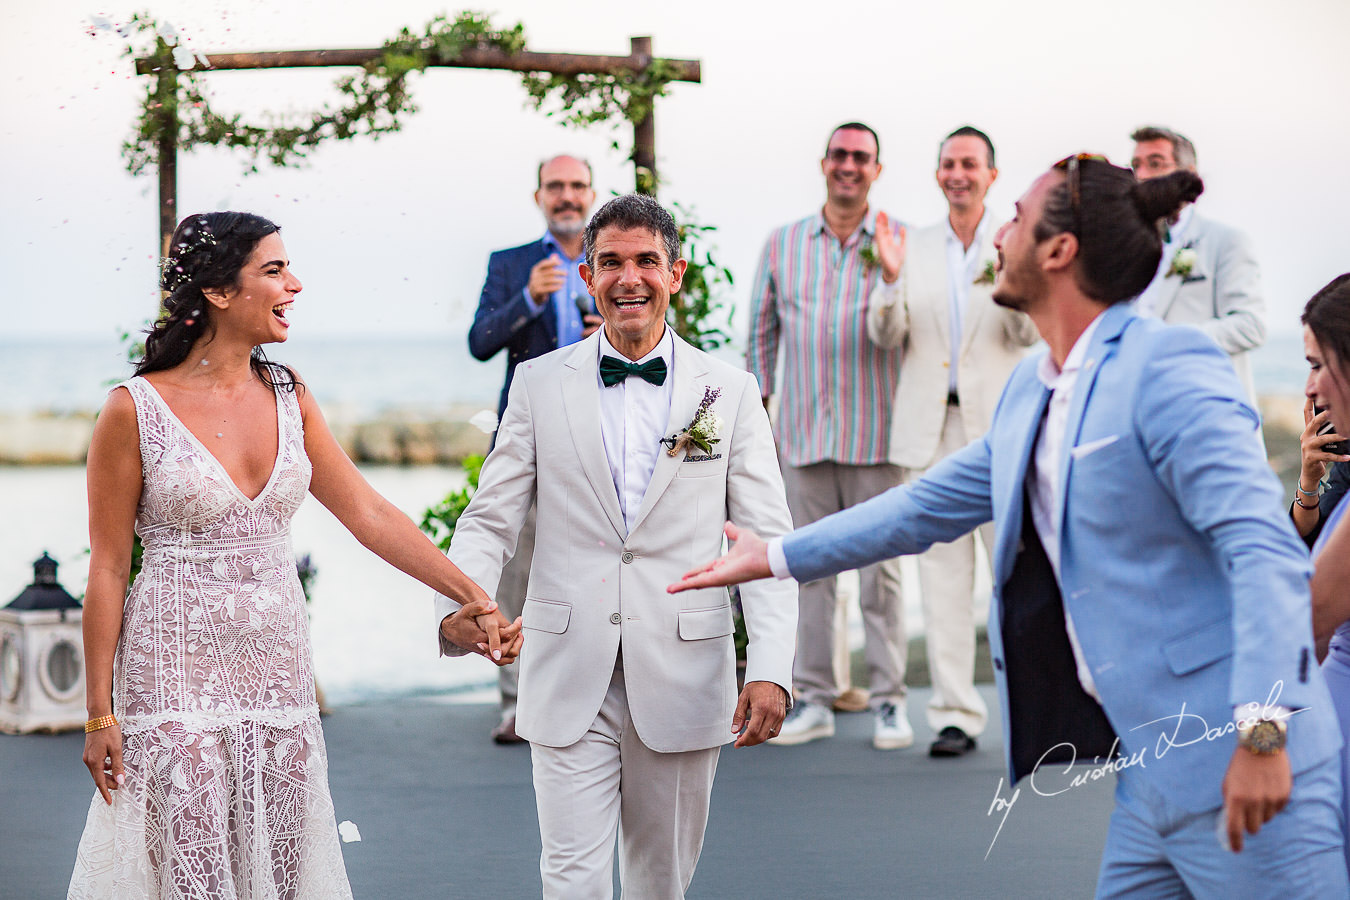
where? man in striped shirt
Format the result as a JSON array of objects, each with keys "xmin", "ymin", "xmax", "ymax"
[{"xmin": 747, "ymin": 122, "xmax": 909, "ymax": 750}]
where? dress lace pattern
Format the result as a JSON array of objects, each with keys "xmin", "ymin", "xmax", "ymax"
[{"xmin": 69, "ymin": 376, "xmax": 353, "ymax": 900}]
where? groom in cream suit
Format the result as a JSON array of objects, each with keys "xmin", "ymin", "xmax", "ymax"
[
  {"xmin": 867, "ymin": 127, "xmax": 1037, "ymax": 757},
  {"xmin": 436, "ymin": 193, "xmax": 797, "ymax": 899}
]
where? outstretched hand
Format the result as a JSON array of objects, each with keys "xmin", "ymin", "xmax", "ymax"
[
  {"xmin": 668, "ymin": 522, "xmax": 774, "ymax": 593},
  {"xmin": 875, "ymin": 211, "xmax": 908, "ymax": 284},
  {"xmin": 441, "ymin": 598, "xmax": 523, "ymax": 666}
]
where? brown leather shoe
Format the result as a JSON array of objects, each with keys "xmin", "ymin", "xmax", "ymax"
[
  {"xmin": 491, "ymin": 714, "xmax": 525, "ymax": 744},
  {"xmin": 832, "ymin": 686, "xmax": 869, "ymax": 713}
]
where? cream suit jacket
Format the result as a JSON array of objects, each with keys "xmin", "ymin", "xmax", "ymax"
[
  {"xmin": 1149, "ymin": 213, "xmax": 1265, "ymax": 403},
  {"xmin": 866, "ymin": 220, "xmax": 1038, "ymax": 470},
  {"xmin": 436, "ymin": 331, "xmax": 797, "ymax": 753}
]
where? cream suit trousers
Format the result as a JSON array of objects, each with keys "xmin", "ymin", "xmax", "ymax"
[
  {"xmin": 530, "ymin": 657, "xmax": 720, "ymax": 900},
  {"xmin": 911, "ymin": 403, "xmax": 989, "ymax": 737},
  {"xmin": 783, "ymin": 461, "xmax": 906, "ymax": 708}
]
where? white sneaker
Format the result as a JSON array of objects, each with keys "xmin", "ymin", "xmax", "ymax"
[
  {"xmin": 873, "ymin": 700, "xmax": 914, "ymax": 750},
  {"xmin": 770, "ymin": 701, "xmax": 835, "ymax": 745}
]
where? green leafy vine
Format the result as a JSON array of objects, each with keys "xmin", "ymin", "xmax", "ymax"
[{"xmin": 118, "ymin": 11, "xmax": 687, "ymax": 175}]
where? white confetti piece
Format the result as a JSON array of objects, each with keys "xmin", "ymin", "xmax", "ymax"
[
  {"xmin": 338, "ymin": 820, "xmax": 362, "ymax": 843},
  {"xmin": 468, "ymin": 409, "xmax": 499, "ymax": 434}
]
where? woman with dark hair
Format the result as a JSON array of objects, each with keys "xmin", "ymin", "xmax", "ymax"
[
  {"xmin": 1304, "ymin": 272, "xmax": 1350, "ymax": 876},
  {"xmin": 69, "ymin": 212, "xmax": 519, "ymax": 898}
]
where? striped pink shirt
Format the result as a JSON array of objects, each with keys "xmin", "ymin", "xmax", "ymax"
[{"xmin": 748, "ymin": 211, "xmax": 902, "ymax": 467}]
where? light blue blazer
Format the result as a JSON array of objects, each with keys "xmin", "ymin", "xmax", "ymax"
[{"xmin": 784, "ymin": 302, "xmax": 1340, "ymax": 813}]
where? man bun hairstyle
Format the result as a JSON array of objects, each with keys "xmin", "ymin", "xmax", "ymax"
[
  {"xmin": 1302, "ymin": 273, "xmax": 1350, "ymax": 387},
  {"xmin": 137, "ymin": 211, "xmax": 297, "ymax": 394},
  {"xmin": 583, "ymin": 193, "xmax": 682, "ymax": 271},
  {"xmin": 1035, "ymin": 160, "xmax": 1203, "ymax": 305}
]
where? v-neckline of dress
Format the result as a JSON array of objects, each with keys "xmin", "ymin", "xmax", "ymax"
[{"xmin": 135, "ymin": 376, "xmax": 285, "ymax": 507}]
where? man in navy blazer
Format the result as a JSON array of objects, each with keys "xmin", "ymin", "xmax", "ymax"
[
  {"xmin": 672, "ymin": 157, "xmax": 1348, "ymax": 895},
  {"xmin": 467, "ymin": 154, "xmax": 601, "ymax": 742}
]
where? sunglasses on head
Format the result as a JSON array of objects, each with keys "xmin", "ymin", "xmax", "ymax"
[{"xmin": 1053, "ymin": 153, "xmax": 1110, "ymax": 235}]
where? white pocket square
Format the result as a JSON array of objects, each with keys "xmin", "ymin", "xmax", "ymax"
[{"xmin": 1070, "ymin": 434, "xmax": 1120, "ymax": 460}]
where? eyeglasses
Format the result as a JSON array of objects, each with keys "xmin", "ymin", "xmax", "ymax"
[
  {"xmin": 826, "ymin": 148, "xmax": 876, "ymax": 166},
  {"xmin": 541, "ymin": 180, "xmax": 592, "ymax": 195},
  {"xmin": 1053, "ymin": 153, "xmax": 1109, "ymax": 235}
]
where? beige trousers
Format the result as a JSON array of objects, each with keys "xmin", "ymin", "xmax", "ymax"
[
  {"xmin": 530, "ymin": 659, "xmax": 720, "ymax": 900},
  {"xmin": 909, "ymin": 403, "xmax": 990, "ymax": 737},
  {"xmin": 782, "ymin": 461, "xmax": 906, "ymax": 709}
]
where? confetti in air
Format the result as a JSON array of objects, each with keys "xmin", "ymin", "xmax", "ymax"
[
  {"xmin": 468, "ymin": 410, "xmax": 499, "ymax": 435},
  {"xmin": 338, "ymin": 820, "xmax": 362, "ymax": 843}
]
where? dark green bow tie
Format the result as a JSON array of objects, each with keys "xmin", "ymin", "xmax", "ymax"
[{"xmin": 600, "ymin": 355, "xmax": 667, "ymax": 387}]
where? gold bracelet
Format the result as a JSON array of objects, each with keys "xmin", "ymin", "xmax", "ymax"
[{"xmin": 85, "ymin": 714, "xmax": 118, "ymax": 733}]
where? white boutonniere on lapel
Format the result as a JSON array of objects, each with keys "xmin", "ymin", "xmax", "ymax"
[
  {"xmin": 661, "ymin": 386, "xmax": 722, "ymax": 457},
  {"xmin": 1166, "ymin": 246, "xmax": 1198, "ymax": 279},
  {"xmin": 973, "ymin": 260, "xmax": 996, "ymax": 286}
]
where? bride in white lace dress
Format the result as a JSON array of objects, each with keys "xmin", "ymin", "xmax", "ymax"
[{"xmin": 70, "ymin": 212, "xmax": 522, "ymax": 899}]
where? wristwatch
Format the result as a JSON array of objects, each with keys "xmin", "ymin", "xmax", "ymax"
[{"xmin": 1237, "ymin": 716, "xmax": 1288, "ymax": 755}]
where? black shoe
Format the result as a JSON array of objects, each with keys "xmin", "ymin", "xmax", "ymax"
[{"xmin": 929, "ymin": 726, "xmax": 976, "ymax": 757}]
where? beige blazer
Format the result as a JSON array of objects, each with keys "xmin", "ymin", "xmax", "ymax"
[
  {"xmin": 867, "ymin": 220, "xmax": 1038, "ymax": 470},
  {"xmin": 1150, "ymin": 213, "xmax": 1265, "ymax": 404},
  {"xmin": 436, "ymin": 331, "xmax": 797, "ymax": 753}
]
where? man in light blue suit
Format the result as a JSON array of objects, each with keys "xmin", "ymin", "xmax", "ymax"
[{"xmin": 671, "ymin": 156, "xmax": 1348, "ymax": 896}]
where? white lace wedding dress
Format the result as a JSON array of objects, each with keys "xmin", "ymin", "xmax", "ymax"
[{"xmin": 69, "ymin": 375, "xmax": 353, "ymax": 900}]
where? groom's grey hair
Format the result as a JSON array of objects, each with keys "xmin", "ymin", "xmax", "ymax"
[{"xmin": 583, "ymin": 194, "xmax": 682, "ymax": 270}]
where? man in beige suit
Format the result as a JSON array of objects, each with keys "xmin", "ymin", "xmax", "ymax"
[
  {"xmin": 436, "ymin": 194, "xmax": 797, "ymax": 899},
  {"xmin": 867, "ymin": 126, "xmax": 1037, "ymax": 757},
  {"xmin": 1130, "ymin": 125, "xmax": 1266, "ymax": 404}
]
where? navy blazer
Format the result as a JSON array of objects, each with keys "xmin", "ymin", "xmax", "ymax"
[{"xmin": 468, "ymin": 238, "xmax": 561, "ymax": 422}]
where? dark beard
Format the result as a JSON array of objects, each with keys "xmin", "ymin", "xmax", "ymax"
[{"xmin": 991, "ymin": 286, "xmax": 1029, "ymax": 313}]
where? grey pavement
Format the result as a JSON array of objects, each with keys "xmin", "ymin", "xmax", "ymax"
[{"xmin": 1, "ymin": 686, "xmax": 1113, "ymax": 898}]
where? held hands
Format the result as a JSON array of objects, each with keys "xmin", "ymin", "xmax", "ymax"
[
  {"xmin": 1301, "ymin": 398, "xmax": 1350, "ymax": 486},
  {"xmin": 528, "ymin": 255, "xmax": 566, "ymax": 306},
  {"xmin": 1220, "ymin": 747, "xmax": 1291, "ymax": 852},
  {"xmin": 874, "ymin": 211, "xmax": 908, "ymax": 285},
  {"xmin": 732, "ymin": 681, "xmax": 788, "ymax": 747},
  {"xmin": 668, "ymin": 522, "xmax": 774, "ymax": 594},
  {"xmin": 83, "ymin": 721, "xmax": 125, "ymax": 805},
  {"xmin": 440, "ymin": 598, "xmax": 523, "ymax": 666}
]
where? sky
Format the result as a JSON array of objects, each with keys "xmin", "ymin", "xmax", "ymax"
[{"xmin": 3, "ymin": 0, "xmax": 1348, "ymax": 342}]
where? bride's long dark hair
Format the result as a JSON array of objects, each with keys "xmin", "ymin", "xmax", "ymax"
[{"xmin": 136, "ymin": 211, "xmax": 298, "ymax": 394}]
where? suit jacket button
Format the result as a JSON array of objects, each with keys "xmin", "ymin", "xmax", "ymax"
[
  {"xmin": 610, "ymin": 613, "xmax": 622, "ymax": 625},
  {"xmin": 621, "ymin": 551, "xmax": 635, "ymax": 564}
]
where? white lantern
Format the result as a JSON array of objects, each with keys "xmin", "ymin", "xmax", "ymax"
[{"xmin": 0, "ymin": 552, "xmax": 85, "ymax": 733}]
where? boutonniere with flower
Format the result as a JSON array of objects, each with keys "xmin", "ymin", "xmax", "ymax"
[
  {"xmin": 858, "ymin": 235, "xmax": 879, "ymax": 269},
  {"xmin": 1166, "ymin": 246, "xmax": 1198, "ymax": 279},
  {"xmin": 661, "ymin": 386, "xmax": 722, "ymax": 457},
  {"xmin": 973, "ymin": 261, "xmax": 996, "ymax": 286}
]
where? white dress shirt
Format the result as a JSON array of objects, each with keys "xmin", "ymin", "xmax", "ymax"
[
  {"xmin": 1132, "ymin": 204, "xmax": 1194, "ymax": 318},
  {"xmin": 1029, "ymin": 314, "xmax": 1106, "ymax": 701},
  {"xmin": 598, "ymin": 327, "xmax": 675, "ymax": 534},
  {"xmin": 944, "ymin": 212, "xmax": 991, "ymax": 395}
]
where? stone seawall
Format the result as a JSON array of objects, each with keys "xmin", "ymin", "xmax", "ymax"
[
  {"xmin": 0, "ymin": 406, "xmax": 493, "ymax": 465},
  {"xmin": 0, "ymin": 395, "xmax": 1309, "ymax": 467}
]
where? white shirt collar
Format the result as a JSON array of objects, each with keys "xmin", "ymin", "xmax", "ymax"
[{"xmin": 1036, "ymin": 311, "xmax": 1106, "ymax": 389}]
